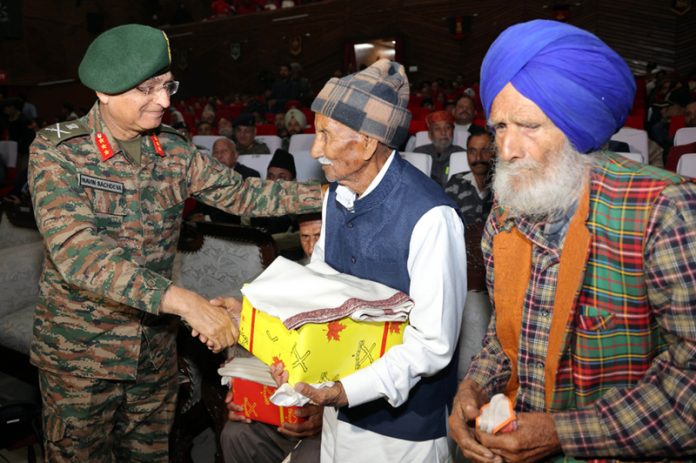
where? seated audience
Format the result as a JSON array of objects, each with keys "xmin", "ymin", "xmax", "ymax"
[
  {"xmin": 297, "ymin": 212, "xmax": 322, "ymax": 264},
  {"xmin": 665, "ymin": 98, "xmax": 696, "ymax": 171},
  {"xmin": 444, "ymin": 129, "xmax": 494, "ymax": 226},
  {"xmin": 213, "ymin": 137, "xmax": 260, "ymax": 179},
  {"xmin": 251, "ymin": 149, "xmax": 297, "ymax": 233},
  {"xmin": 289, "ymin": 62, "xmax": 313, "ymax": 107},
  {"xmin": 197, "ymin": 121, "xmax": 213, "ymax": 135},
  {"xmin": 648, "ymin": 86, "xmax": 690, "ymax": 155},
  {"xmin": 265, "ymin": 148, "xmax": 296, "ymax": 181},
  {"xmin": 189, "ymin": 138, "xmax": 259, "ymax": 223},
  {"xmin": 452, "ymin": 94, "xmax": 484, "ymax": 148},
  {"xmin": 685, "ymin": 99, "xmax": 696, "ymax": 128},
  {"xmin": 269, "ymin": 64, "xmax": 297, "ymax": 113},
  {"xmin": 274, "ymin": 112, "xmax": 289, "ymax": 140},
  {"xmin": 444, "ymin": 129, "xmax": 495, "ymax": 378},
  {"xmin": 217, "ymin": 117, "xmax": 234, "ymax": 138},
  {"xmin": 282, "ymin": 108, "xmax": 307, "ymax": 150},
  {"xmin": 234, "ymin": 113, "xmax": 270, "ymax": 154},
  {"xmin": 414, "ymin": 110, "xmax": 465, "ymax": 187}
]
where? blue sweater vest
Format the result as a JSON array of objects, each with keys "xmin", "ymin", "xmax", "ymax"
[{"xmin": 325, "ymin": 153, "xmax": 459, "ymax": 441}]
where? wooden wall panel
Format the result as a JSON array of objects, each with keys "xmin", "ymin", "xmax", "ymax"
[{"xmin": 2, "ymin": 0, "xmax": 694, "ymax": 121}]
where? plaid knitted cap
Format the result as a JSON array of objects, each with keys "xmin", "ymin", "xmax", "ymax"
[{"xmin": 311, "ymin": 59, "xmax": 411, "ymax": 148}]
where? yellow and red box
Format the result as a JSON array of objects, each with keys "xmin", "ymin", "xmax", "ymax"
[
  {"xmin": 238, "ymin": 296, "xmax": 407, "ymax": 384},
  {"xmin": 230, "ymin": 376, "xmax": 305, "ymax": 426}
]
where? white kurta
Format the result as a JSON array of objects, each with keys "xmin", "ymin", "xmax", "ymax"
[{"xmin": 311, "ymin": 152, "xmax": 467, "ymax": 462}]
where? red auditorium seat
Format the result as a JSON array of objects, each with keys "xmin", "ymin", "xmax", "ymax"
[
  {"xmin": 411, "ymin": 107, "xmax": 431, "ymax": 121},
  {"xmin": 285, "ymin": 100, "xmax": 302, "ymax": 110},
  {"xmin": 669, "ymin": 114, "xmax": 686, "ymax": 137},
  {"xmin": 255, "ymin": 124, "xmax": 277, "ymax": 135},
  {"xmin": 624, "ymin": 114, "xmax": 645, "ymax": 130},
  {"xmin": 473, "ymin": 118, "xmax": 488, "ymax": 128},
  {"xmin": 228, "ymin": 104, "xmax": 244, "ymax": 120},
  {"xmin": 408, "ymin": 119, "xmax": 427, "ymax": 135},
  {"xmin": 300, "ymin": 107, "xmax": 314, "ymax": 125}
]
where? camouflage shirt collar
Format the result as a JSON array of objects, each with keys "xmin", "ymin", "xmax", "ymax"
[
  {"xmin": 86, "ymin": 101, "xmax": 162, "ymax": 164},
  {"xmin": 86, "ymin": 102, "xmax": 124, "ymax": 162}
]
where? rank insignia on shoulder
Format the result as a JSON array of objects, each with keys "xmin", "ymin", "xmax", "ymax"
[
  {"xmin": 40, "ymin": 121, "xmax": 89, "ymax": 145},
  {"xmin": 151, "ymin": 134, "xmax": 165, "ymax": 157},
  {"xmin": 95, "ymin": 132, "xmax": 115, "ymax": 161}
]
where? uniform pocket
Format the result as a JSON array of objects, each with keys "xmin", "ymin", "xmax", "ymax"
[
  {"xmin": 44, "ymin": 411, "xmax": 67, "ymax": 443},
  {"xmin": 89, "ymin": 189, "xmax": 127, "ymax": 234},
  {"xmin": 90, "ymin": 190, "xmax": 127, "ymax": 216}
]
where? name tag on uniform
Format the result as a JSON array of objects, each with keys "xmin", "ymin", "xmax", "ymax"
[{"xmin": 78, "ymin": 174, "xmax": 124, "ymax": 194}]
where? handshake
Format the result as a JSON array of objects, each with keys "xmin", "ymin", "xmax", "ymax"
[{"xmin": 161, "ymin": 285, "xmax": 242, "ymax": 353}]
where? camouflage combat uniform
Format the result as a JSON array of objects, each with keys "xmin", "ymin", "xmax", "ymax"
[
  {"xmin": 237, "ymin": 139, "xmax": 271, "ymax": 155},
  {"xmin": 28, "ymin": 102, "xmax": 322, "ymax": 462}
]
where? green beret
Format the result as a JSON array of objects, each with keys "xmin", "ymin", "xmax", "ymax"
[{"xmin": 79, "ymin": 24, "xmax": 171, "ymax": 94}]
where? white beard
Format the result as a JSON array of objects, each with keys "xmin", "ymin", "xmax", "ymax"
[{"xmin": 492, "ymin": 142, "xmax": 593, "ymax": 220}]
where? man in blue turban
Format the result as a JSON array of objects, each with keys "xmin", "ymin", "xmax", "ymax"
[{"xmin": 449, "ymin": 20, "xmax": 696, "ymax": 462}]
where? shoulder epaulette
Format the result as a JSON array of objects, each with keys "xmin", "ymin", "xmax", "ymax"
[
  {"xmin": 38, "ymin": 120, "xmax": 90, "ymax": 146},
  {"xmin": 158, "ymin": 124, "xmax": 188, "ymax": 141}
]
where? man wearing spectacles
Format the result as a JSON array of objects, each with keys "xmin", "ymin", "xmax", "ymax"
[{"xmin": 27, "ymin": 24, "xmax": 322, "ymax": 462}]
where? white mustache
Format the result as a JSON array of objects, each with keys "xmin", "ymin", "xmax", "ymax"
[{"xmin": 317, "ymin": 156, "xmax": 333, "ymax": 165}]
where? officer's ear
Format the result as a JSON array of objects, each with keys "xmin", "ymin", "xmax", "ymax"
[{"xmin": 96, "ymin": 92, "xmax": 110, "ymax": 105}]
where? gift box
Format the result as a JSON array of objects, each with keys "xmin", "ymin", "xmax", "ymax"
[
  {"xmin": 238, "ymin": 296, "xmax": 407, "ymax": 384},
  {"xmin": 230, "ymin": 377, "xmax": 305, "ymax": 427},
  {"xmin": 219, "ymin": 356, "xmax": 306, "ymax": 427}
]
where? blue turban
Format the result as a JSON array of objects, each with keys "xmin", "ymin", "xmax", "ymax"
[{"xmin": 481, "ymin": 20, "xmax": 635, "ymax": 153}]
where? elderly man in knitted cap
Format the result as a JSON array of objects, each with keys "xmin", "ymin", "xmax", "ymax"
[
  {"xmin": 281, "ymin": 58, "xmax": 467, "ymax": 462},
  {"xmin": 27, "ymin": 24, "xmax": 321, "ymax": 462},
  {"xmin": 414, "ymin": 110, "xmax": 465, "ymax": 187},
  {"xmin": 449, "ymin": 20, "xmax": 696, "ymax": 463}
]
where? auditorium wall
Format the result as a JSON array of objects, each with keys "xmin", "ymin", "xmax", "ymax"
[{"xmin": 1, "ymin": 0, "xmax": 693, "ymax": 119}]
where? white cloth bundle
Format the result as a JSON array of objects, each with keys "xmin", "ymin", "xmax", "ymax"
[
  {"xmin": 217, "ymin": 357, "xmax": 332, "ymax": 407},
  {"xmin": 476, "ymin": 393, "xmax": 518, "ymax": 434},
  {"xmin": 241, "ymin": 256, "xmax": 414, "ymax": 329}
]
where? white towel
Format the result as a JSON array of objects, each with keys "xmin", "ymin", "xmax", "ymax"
[{"xmin": 241, "ymin": 256, "xmax": 413, "ymax": 329}]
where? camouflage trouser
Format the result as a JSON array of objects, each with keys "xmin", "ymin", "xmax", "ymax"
[{"xmin": 38, "ymin": 340, "xmax": 178, "ymax": 463}]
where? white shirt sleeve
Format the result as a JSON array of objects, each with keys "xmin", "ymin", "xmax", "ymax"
[
  {"xmin": 309, "ymin": 191, "xmax": 329, "ymax": 263},
  {"xmin": 339, "ymin": 205, "xmax": 467, "ymax": 407}
]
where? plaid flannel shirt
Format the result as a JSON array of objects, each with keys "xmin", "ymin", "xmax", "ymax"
[{"xmin": 466, "ymin": 153, "xmax": 696, "ymax": 461}]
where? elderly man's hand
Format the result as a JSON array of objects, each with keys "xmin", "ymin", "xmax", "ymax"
[
  {"xmin": 278, "ymin": 404, "xmax": 323, "ymax": 438},
  {"xmin": 449, "ymin": 379, "xmax": 501, "ymax": 463},
  {"xmin": 193, "ymin": 296, "xmax": 243, "ymax": 350},
  {"xmin": 475, "ymin": 412, "xmax": 562, "ymax": 463},
  {"xmin": 210, "ymin": 296, "xmax": 243, "ymax": 323},
  {"xmin": 294, "ymin": 381, "xmax": 348, "ymax": 408},
  {"xmin": 161, "ymin": 285, "xmax": 238, "ymax": 352},
  {"xmin": 223, "ymin": 387, "xmax": 252, "ymax": 423}
]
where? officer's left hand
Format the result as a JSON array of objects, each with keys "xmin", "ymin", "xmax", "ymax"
[
  {"xmin": 475, "ymin": 412, "xmax": 562, "ymax": 463},
  {"xmin": 294, "ymin": 381, "xmax": 348, "ymax": 408}
]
